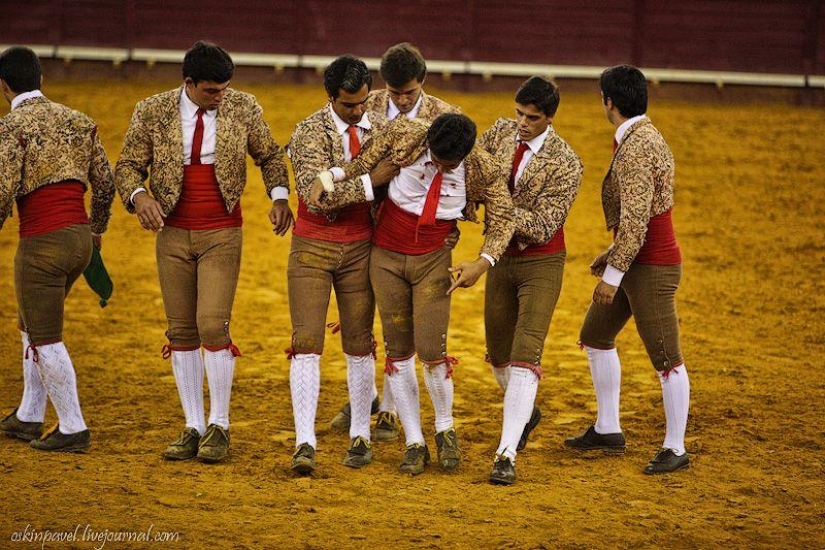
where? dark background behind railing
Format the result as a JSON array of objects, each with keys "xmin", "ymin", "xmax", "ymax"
[{"xmin": 2, "ymin": 0, "xmax": 823, "ymax": 75}]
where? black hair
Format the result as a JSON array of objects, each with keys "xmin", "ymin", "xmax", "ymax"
[
  {"xmin": 600, "ymin": 65, "xmax": 648, "ymax": 118},
  {"xmin": 515, "ymin": 76, "xmax": 560, "ymax": 117},
  {"xmin": 182, "ymin": 40, "xmax": 234, "ymax": 84},
  {"xmin": 324, "ymin": 55, "xmax": 372, "ymax": 99},
  {"xmin": 0, "ymin": 46, "xmax": 42, "ymax": 94},
  {"xmin": 428, "ymin": 114, "xmax": 477, "ymax": 161},
  {"xmin": 380, "ymin": 42, "xmax": 427, "ymax": 88}
]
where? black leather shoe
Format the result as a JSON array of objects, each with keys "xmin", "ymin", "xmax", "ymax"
[
  {"xmin": 330, "ymin": 396, "xmax": 381, "ymax": 432},
  {"xmin": 30, "ymin": 425, "xmax": 90, "ymax": 452},
  {"xmin": 342, "ymin": 436, "xmax": 373, "ymax": 469},
  {"xmin": 489, "ymin": 455, "xmax": 516, "ymax": 485},
  {"xmin": 197, "ymin": 424, "xmax": 230, "ymax": 463},
  {"xmin": 564, "ymin": 425, "xmax": 626, "ymax": 454},
  {"xmin": 517, "ymin": 406, "xmax": 541, "ymax": 451},
  {"xmin": 643, "ymin": 448, "xmax": 690, "ymax": 474},
  {"xmin": 162, "ymin": 427, "xmax": 201, "ymax": 461},
  {"xmin": 0, "ymin": 408, "xmax": 43, "ymax": 441},
  {"xmin": 291, "ymin": 443, "xmax": 316, "ymax": 475}
]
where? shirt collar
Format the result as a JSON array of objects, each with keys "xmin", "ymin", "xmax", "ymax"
[
  {"xmin": 180, "ymin": 87, "xmax": 216, "ymax": 119},
  {"xmin": 615, "ymin": 114, "xmax": 647, "ymax": 145},
  {"xmin": 328, "ymin": 104, "xmax": 371, "ymax": 135},
  {"xmin": 515, "ymin": 125, "xmax": 551, "ymax": 154},
  {"xmin": 388, "ymin": 91, "xmax": 424, "ymax": 120},
  {"xmin": 11, "ymin": 90, "xmax": 44, "ymax": 110}
]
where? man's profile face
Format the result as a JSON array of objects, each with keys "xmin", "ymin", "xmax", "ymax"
[
  {"xmin": 387, "ymin": 79, "xmax": 423, "ymax": 114},
  {"xmin": 330, "ymin": 84, "xmax": 369, "ymax": 125},
  {"xmin": 185, "ymin": 78, "xmax": 230, "ymax": 111}
]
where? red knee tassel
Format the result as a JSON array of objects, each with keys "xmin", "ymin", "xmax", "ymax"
[
  {"xmin": 25, "ymin": 343, "xmax": 39, "ymax": 364},
  {"xmin": 228, "ymin": 343, "xmax": 242, "ymax": 357},
  {"xmin": 371, "ymin": 339, "xmax": 378, "ymax": 360},
  {"xmin": 161, "ymin": 344, "xmax": 172, "ymax": 360},
  {"xmin": 326, "ymin": 321, "xmax": 341, "ymax": 334},
  {"xmin": 384, "ymin": 357, "xmax": 400, "ymax": 376},
  {"xmin": 443, "ymin": 356, "xmax": 459, "ymax": 379}
]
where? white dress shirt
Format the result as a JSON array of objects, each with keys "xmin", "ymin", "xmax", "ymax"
[
  {"xmin": 11, "ymin": 90, "xmax": 44, "ymax": 110},
  {"xmin": 387, "ymin": 92, "xmax": 424, "ymax": 121}
]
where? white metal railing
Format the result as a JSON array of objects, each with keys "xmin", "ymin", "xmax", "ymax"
[{"xmin": 2, "ymin": 44, "xmax": 822, "ymax": 89}]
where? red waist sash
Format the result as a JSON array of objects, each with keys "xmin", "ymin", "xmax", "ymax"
[
  {"xmin": 17, "ymin": 181, "xmax": 88, "ymax": 238},
  {"xmin": 615, "ymin": 208, "xmax": 681, "ymax": 265},
  {"xmin": 505, "ymin": 227, "xmax": 566, "ymax": 257},
  {"xmin": 293, "ymin": 199, "xmax": 372, "ymax": 243},
  {"xmin": 166, "ymin": 165, "xmax": 242, "ymax": 230},
  {"xmin": 373, "ymin": 199, "xmax": 455, "ymax": 255}
]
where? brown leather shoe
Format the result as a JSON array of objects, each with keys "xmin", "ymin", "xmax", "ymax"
[
  {"xmin": 30, "ymin": 425, "xmax": 90, "ymax": 452},
  {"xmin": 162, "ymin": 427, "xmax": 201, "ymax": 461},
  {"xmin": 374, "ymin": 411, "xmax": 401, "ymax": 441},
  {"xmin": 399, "ymin": 443, "xmax": 430, "ymax": 476},
  {"xmin": 0, "ymin": 408, "xmax": 43, "ymax": 441},
  {"xmin": 489, "ymin": 455, "xmax": 516, "ymax": 485},
  {"xmin": 197, "ymin": 424, "xmax": 230, "ymax": 463},
  {"xmin": 435, "ymin": 428, "xmax": 461, "ymax": 472},
  {"xmin": 291, "ymin": 443, "xmax": 316, "ymax": 475},
  {"xmin": 342, "ymin": 436, "xmax": 373, "ymax": 469}
]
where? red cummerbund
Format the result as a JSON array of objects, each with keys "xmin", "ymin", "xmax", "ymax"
[
  {"xmin": 617, "ymin": 208, "xmax": 681, "ymax": 265},
  {"xmin": 293, "ymin": 199, "xmax": 373, "ymax": 243},
  {"xmin": 17, "ymin": 181, "xmax": 88, "ymax": 238},
  {"xmin": 505, "ymin": 227, "xmax": 566, "ymax": 257},
  {"xmin": 166, "ymin": 164, "xmax": 242, "ymax": 230},
  {"xmin": 373, "ymin": 198, "xmax": 455, "ymax": 255}
]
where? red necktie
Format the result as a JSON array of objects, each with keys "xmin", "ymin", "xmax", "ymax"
[
  {"xmin": 191, "ymin": 108, "xmax": 205, "ymax": 165},
  {"xmin": 613, "ymin": 138, "xmax": 618, "ymax": 153},
  {"xmin": 509, "ymin": 141, "xmax": 530, "ymax": 193},
  {"xmin": 347, "ymin": 125, "xmax": 361, "ymax": 159},
  {"xmin": 418, "ymin": 171, "xmax": 443, "ymax": 228}
]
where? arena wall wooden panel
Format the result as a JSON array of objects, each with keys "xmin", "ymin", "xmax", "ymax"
[{"xmin": 1, "ymin": 0, "xmax": 822, "ymax": 75}]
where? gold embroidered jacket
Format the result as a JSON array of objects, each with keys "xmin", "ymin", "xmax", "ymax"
[
  {"xmin": 289, "ymin": 107, "xmax": 387, "ymax": 218},
  {"xmin": 0, "ymin": 96, "xmax": 115, "ymax": 234},
  {"xmin": 323, "ymin": 117, "xmax": 515, "ymax": 261},
  {"xmin": 604, "ymin": 118, "xmax": 676, "ymax": 272},
  {"xmin": 365, "ymin": 89, "xmax": 459, "ymax": 122},
  {"xmin": 115, "ymin": 86, "xmax": 288, "ymax": 215},
  {"xmin": 479, "ymin": 118, "xmax": 582, "ymax": 251}
]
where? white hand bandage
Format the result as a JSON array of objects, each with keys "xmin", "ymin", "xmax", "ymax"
[{"xmin": 318, "ymin": 171, "xmax": 335, "ymax": 193}]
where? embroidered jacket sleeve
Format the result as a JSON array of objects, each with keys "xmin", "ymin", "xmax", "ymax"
[
  {"xmin": 87, "ymin": 125, "xmax": 117, "ymax": 234},
  {"xmin": 605, "ymin": 125, "xmax": 674, "ymax": 271},
  {"xmin": 243, "ymin": 95, "xmax": 289, "ymax": 198},
  {"xmin": 464, "ymin": 147, "xmax": 516, "ymax": 261},
  {"xmin": 321, "ymin": 117, "xmax": 427, "ymax": 210},
  {"xmin": 114, "ymin": 99, "xmax": 155, "ymax": 214},
  {"xmin": 0, "ymin": 120, "xmax": 23, "ymax": 228}
]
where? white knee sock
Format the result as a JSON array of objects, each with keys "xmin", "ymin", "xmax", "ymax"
[
  {"xmin": 379, "ymin": 373, "xmax": 397, "ymax": 414},
  {"xmin": 171, "ymin": 349, "xmax": 206, "ymax": 435},
  {"xmin": 496, "ymin": 366, "xmax": 539, "ymax": 461},
  {"xmin": 386, "ymin": 356, "xmax": 423, "ymax": 446},
  {"xmin": 491, "ymin": 364, "xmax": 511, "ymax": 391},
  {"xmin": 291, "ymin": 353, "xmax": 320, "ymax": 448},
  {"xmin": 423, "ymin": 361, "xmax": 454, "ymax": 434},
  {"xmin": 585, "ymin": 346, "xmax": 622, "ymax": 434},
  {"xmin": 35, "ymin": 342, "xmax": 87, "ymax": 434},
  {"xmin": 17, "ymin": 331, "xmax": 46, "ymax": 423},
  {"xmin": 204, "ymin": 348, "xmax": 235, "ymax": 430},
  {"xmin": 346, "ymin": 354, "xmax": 374, "ymax": 441},
  {"xmin": 659, "ymin": 364, "xmax": 690, "ymax": 455}
]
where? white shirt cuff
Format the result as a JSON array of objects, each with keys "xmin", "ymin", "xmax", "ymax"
[
  {"xmin": 129, "ymin": 188, "xmax": 147, "ymax": 205},
  {"xmin": 329, "ymin": 167, "xmax": 345, "ymax": 183},
  {"xmin": 270, "ymin": 187, "xmax": 289, "ymax": 202},
  {"xmin": 361, "ymin": 174, "xmax": 374, "ymax": 201},
  {"xmin": 480, "ymin": 253, "xmax": 496, "ymax": 267},
  {"xmin": 602, "ymin": 264, "xmax": 625, "ymax": 287}
]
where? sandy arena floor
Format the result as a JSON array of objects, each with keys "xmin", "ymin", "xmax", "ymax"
[{"xmin": 0, "ymin": 79, "xmax": 823, "ymax": 549}]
